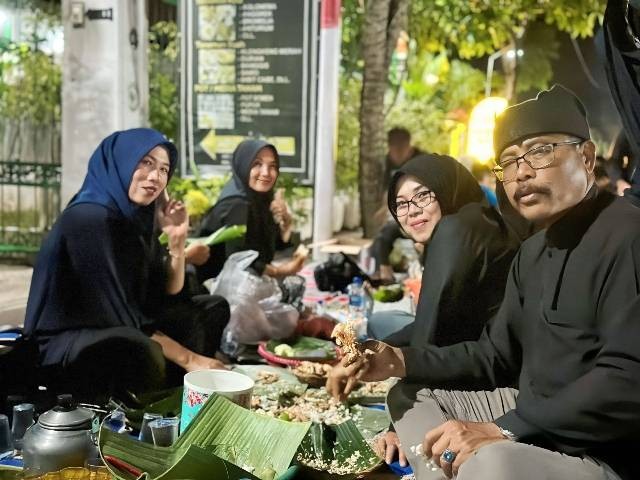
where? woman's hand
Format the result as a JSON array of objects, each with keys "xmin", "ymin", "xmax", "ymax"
[
  {"xmin": 151, "ymin": 331, "xmax": 227, "ymax": 371},
  {"xmin": 185, "ymin": 243, "xmax": 210, "ymax": 266},
  {"xmin": 156, "ymin": 192, "xmax": 189, "ymax": 247},
  {"xmin": 272, "ymin": 255, "xmax": 305, "ymax": 277},
  {"xmin": 270, "ymin": 188, "xmax": 293, "ymax": 239}
]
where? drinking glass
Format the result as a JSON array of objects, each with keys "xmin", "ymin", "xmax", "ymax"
[
  {"xmin": 11, "ymin": 403, "xmax": 34, "ymax": 450},
  {"xmin": 149, "ymin": 417, "xmax": 179, "ymax": 447},
  {"xmin": 0, "ymin": 414, "xmax": 12, "ymax": 455},
  {"xmin": 138, "ymin": 412, "xmax": 162, "ymax": 443}
]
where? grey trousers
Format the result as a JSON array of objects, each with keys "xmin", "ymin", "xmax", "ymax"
[{"xmin": 386, "ymin": 382, "xmax": 621, "ymax": 480}]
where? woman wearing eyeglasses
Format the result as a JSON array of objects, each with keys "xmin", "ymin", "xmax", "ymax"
[
  {"xmin": 327, "ymin": 153, "xmax": 525, "ymax": 466},
  {"xmin": 365, "ymin": 153, "xmax": 524, "ymax": 346}
]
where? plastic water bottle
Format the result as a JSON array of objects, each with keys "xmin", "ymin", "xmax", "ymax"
[
  {"xmin": 347, "ymin": 277, "xmax": 368, "ymax": 339},
  {"xmin": 348, "ymin": 277, "xmax": 365, "ymax": 315}
]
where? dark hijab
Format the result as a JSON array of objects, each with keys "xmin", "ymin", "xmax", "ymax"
[
  {"xmin": 382, "ymin": 153, "xmax": 522, "ymax": 348},
  {"xmin": 25, "ymin": 128, "xmax": 178, "ymax": 336},
  {"xmin": 69, "ymin": 128, "xmax": 178, "ymax": 222},
  {"xmin": 387, "ymin": 153, "xmax": 485, "ymax": 225},
  {"xmin": 205, "ymin": 139, "xmax": 280, "ymax": 273},
  {"xmin": 217, "ymin": 139, "xmax": 279, "ymax": 204}
]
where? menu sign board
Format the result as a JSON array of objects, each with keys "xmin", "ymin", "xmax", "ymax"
[{"xmin": 180, "ymin": 0, "xmax": 319, "ymax": 181}]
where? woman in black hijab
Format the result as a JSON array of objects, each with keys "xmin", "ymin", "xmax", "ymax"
[
  {"xmin": 364, "ymin": 153, "xmax": 521, "ymax": 347},
  {"xmin": 196, "ymin": 139, "xmax": 304, "ymax": 281},
  {"xmin": 327, "ymin": 153, "xmax": 524, "ymax": 466},
  {"xmin": 24, "ymin": 128, "xmax": 229, "ymax": 401}
]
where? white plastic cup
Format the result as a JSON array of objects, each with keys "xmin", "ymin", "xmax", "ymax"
[{"xmin": 181, "ymin": 369, "xmax": 254, "ymax": 433}]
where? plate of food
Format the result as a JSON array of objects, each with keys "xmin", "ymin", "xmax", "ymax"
[
  {"xmin": 233, "ymin": 364, "xmax": 306, "ymax": 398},
  {"xmin": 259, "ymin": 336, "xmax": 339, "ymax": 366},
  {"xmin": 291, "ymin": 361, "xmax": 333, "ymax": 387}
]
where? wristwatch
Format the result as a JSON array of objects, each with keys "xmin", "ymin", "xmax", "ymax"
[{"xmin": 498, "ymin": 426, "xmax": 518, "ymax": 442}]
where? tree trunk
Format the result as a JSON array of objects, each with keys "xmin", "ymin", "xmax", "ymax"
[{"xmin": 358, "ymin": 0, "xmax": 408, "ymax": 237}]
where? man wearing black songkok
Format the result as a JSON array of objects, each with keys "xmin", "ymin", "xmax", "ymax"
[{"xmin": 332, "ymin": 85, "xmax": 640, "ymax": 480}]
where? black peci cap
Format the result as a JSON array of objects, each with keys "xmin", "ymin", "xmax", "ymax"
[{"xmin": 493, "ymin": 84, "xmax": 591, "ymax": 157}]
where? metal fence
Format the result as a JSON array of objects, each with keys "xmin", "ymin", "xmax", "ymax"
[{"xmin": 0, "ymin": 121, "xmax": 61, "ymax": 260}]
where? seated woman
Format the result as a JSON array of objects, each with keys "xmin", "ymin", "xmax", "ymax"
[
  {"xmin": 327, "ymin": 153, "xmax": 524, "ymax": 466},
  {"xmin": 24, "ymin": 128, "xmax": 229, "ymax": 402},
  {"xmin": 366, "ymin": 155, "xmax": 519, "ymax": 341},
  {"xmin": 195, "ymin": 139, "xmax": 305, "ymax": 282}
]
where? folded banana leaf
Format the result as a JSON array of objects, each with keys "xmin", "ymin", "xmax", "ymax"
[
  {"xmin": 159, "ymin": 225, "xmax": 246, "ymax": 247},
  {"xmin": 100, "ymin": 394, "xmax": 310, "ymax": 480},
  {"xmin": 295, "ymin": 418, "xmax": 382, "ymax": 477},
  {"xmin": 349, "ymin": 405, "xmax": 390, "ymax": 441}
]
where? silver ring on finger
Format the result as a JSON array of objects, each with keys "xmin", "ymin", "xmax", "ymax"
[{"xmin": 442, "ymin": 448, "xmax": 456, "ymax": 463}]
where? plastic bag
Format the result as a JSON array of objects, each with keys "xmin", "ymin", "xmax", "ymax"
[
  {"xmin": 211, "ymin": 250, "xmax": 281, "ymax": 304},
  {"xmin": 212, "ymin": 251, "xmax": 299, "ymax": 356}
]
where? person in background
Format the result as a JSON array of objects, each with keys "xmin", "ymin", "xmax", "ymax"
[
  {"xmin": 601, "ymin": 0, "xmax": 640, "ymax": 205},
  {"xmin": 595, "ymin": 154, "xmax": 615, "ymax": 193},
  {"xmin": 371, "ymin": 128, "xmax": 424, "ymax": 282},
  {"xmin": 605, "ymin": 131, "xmax": 637, "ymax": 195},
  {"xmin": 330, "ymin": 85, "xmax": 640, "ymax": 480},
  {"xmin": 195, "ymin": 139, "xmax": 306, "ymax": 282},
  {"xmin": 471, "ymin": 162, "xmax": 498, "ymax": 207},
  {"xmin": 24, "ymin": 129, "xmax": 229, "ymax": 402}
]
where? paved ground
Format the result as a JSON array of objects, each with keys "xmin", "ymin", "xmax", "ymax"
[
  {"xmin": 0, "ymin": 264, "xmax": 32, "ymax": 328},
  {"xmin": 0, "ymin": 230, "xmax": 370, "ymax": 331}
]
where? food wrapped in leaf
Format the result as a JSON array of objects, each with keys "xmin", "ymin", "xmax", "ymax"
[{"xmin": 331, "ymin": 322, "xmax": 361, "ymax": 366}]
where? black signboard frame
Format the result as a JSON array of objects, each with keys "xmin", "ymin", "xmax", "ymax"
[{"xmin": 179, "ymin": 0, "xmax": 319, "ymax": 183}]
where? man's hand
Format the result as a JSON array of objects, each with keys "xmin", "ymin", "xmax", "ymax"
[
  {"xmin": 422, "ymin": 420, "xmax": 507, "ymax": 478},
  {"xmin": 326, "ymin": 361, "xmax": 361, "ymax": 402},
  {"xmin": 185, "ymin": 243, "xmax": 210, "ymax": 266},
  {"xmin": 326, "ymin": 340, "xmax": 406, "ymax": 401},
  {"xmin": 378, "ymin": 431, "xmax": 408, "ymax": 467}
]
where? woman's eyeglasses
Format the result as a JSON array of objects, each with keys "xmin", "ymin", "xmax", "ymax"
[{"xmin": 393, "ymin": 190, "xmax": 435, "ymax": 217}]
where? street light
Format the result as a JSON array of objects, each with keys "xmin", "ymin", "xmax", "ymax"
[{"xmin": 485, "ymin": 48, "xmax": 524, "ymax": 97}]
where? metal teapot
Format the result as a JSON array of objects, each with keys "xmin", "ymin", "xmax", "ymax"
[{"xmin": 22, "ymin": 394, "xmax": 99, "ymax": 474}]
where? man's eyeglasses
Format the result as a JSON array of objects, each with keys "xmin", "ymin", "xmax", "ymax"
[
  {"xmin": 492, "ymin": 140, "xmax": 584, "ymax": 182},
  {"xmin": 393, "ymin": 190, "xmax": 435, "ymax": 217}
]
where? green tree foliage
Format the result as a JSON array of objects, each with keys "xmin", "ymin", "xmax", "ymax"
[
  {"xmin": 409, "ymin": 0, "xmax": 605, "ymax": 59},
  {"xmin": 517, "ymin": 22, "xmax": 561, "ymax": 94},
  {"xmin": 149, "ymin": 21, "xmax": 179, "ymax": 141},
  {"xmin": 341, "ymin": 0, "xmax": 365, "ymax": 79},
  {"xmin": 386, "ymin": 51, "xmax": 487, "ymax": 154},
  {"xmin": 336, "ymin": 75, "xmax": 362, "ymax": 191},
  {"xmin": 0, "ymin": 4, "xmax": 61, "ymax": 125},
  {"xmin": 0, "ymin": 45, "xmax": 61, "ymax": 124}
]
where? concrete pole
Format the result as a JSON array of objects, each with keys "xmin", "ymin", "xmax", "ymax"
[
  {"xmin": 61, "ymin": 0, "xmax": 148, "ymax": 204},
  {"xmin": 312, "ymin": 0, "xmax": 341, "ymax": 261}
]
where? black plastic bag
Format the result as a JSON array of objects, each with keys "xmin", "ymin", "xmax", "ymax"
[{"xmin": 313, "ymin": 253, "xmax": 370, "ymax": 293}]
